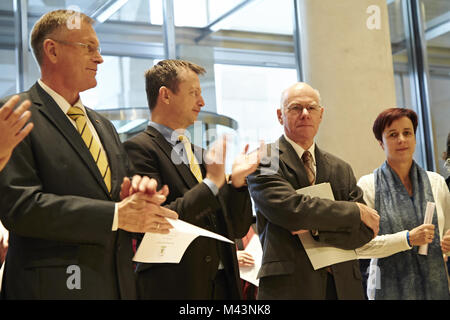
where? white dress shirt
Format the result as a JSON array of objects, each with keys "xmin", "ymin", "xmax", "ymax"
[
  {"xmin": 38, "ymin": 80, "xmax": 119, "ymax": 231},
  {"xmin": 284, "ymin": 134, "xmax": 316, "ymax": 183}
]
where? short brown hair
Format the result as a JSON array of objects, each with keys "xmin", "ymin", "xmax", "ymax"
[
  {"xmin": 372, "ymin": 108, "xmax": 418, "ymax": 141},
  {"xmin": 30, "ymin": 9, "xmax": 94, "ymax": 65},
  {"xmin": 144, "ymin": 59, "xmax": 206, "ymax": 111}
]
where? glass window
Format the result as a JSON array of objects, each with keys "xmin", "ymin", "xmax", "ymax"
[
  {"xmin": 109, "ymin": 0, "xmax": 151, "ymax": 23},
  {"xmin": 215, "ymin": 64, "xmax": 296, "ymax": 149},
  {"xmin": 174, "ymin": 0, "xmax": 296, "ymax": 157},
  {"xmin": 207, "ymin": 0, "xmax": 293, "ymax": 35},
  {"xmin": 388, "ymin": 0, "xmax": 427, "ymax": 168},
  {"xmin": 0, "ymin": 50, "xmax": 16, "ymax": 98},
  {"xmin": 81, "ymin": 55, "xmax": 154, "ymax": 109},
  {"xmin": 420, "ymin": 0, "xmax": 450, "ymax": 178}
]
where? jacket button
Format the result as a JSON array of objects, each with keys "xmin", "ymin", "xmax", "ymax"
[{"xmin": 205, "ymin": 255, "xmax": 212, "ymax": 263}]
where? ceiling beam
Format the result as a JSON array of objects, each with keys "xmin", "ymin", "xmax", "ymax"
[
  {"xmin": 425, "ymin": 11, "xmax": 450, "ymax": 41},
  {"xmin": 90, "ymin": 0, "xmax": 129, "ymax": 24},
  {"xmin": 195, "ymin": 0, "xmax": 258, "ymax": 43}
]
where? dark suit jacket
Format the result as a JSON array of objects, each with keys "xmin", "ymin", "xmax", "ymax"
[
  {"xmin": 247, "ymin": 136, "xmax": 373, "ymax": 300},
  {"xmin": 0, "ymin": 83, "xmax": 136, "ymax": 299},
  {"xmin": 123, "ymin": 126, "xmax": 253, "ymax": 299}
]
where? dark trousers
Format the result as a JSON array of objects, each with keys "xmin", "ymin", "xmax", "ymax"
[
  {"xmin": 212, "ymin": 270, "xmax": 230, "ymax": 300},
  {"xmin": 326, "ymin": 272, "xmax": 338, "ymax": 300}
]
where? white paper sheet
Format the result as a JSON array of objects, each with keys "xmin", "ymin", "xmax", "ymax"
[
  {"xmin": 296, "ymin": 183, "xmax": 357, "ymax": 270},
  {"xmin": 238, "ymin": 233, "xmax": 263, "ymax": 287},
  {"xmin": 418, "ymin": 202, "xmax": 436, "ymax": 256},
  {"xmin": 133, "ymin": 218, "xmax": 234, "ymax": 263}
]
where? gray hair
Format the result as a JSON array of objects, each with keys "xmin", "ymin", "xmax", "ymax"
[{"xmin": 30, "ymin": 9, "xmax": 94, "ymax": 66}]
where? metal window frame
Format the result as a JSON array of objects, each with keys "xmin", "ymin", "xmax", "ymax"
[
  {"xmin": 6, "ymin": 1, "xmax": 447, "ymax": 165},
  {"xmin": 402, "ymin": 0, "xmax": 436, "ymax": 171}
]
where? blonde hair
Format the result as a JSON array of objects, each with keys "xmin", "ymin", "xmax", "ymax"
[{"xmin": 30, "ymin": 9, "xmax": 94, "ymax": 65}]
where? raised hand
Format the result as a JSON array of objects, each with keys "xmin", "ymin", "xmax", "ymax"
[
  {"xmin": 204, "ymin": 136, "xmax": 227, "ymax": 189},
  {"xmin": 231, "ymin": 141, "xmax": 264, "ymax": 188},
  {"xmin": 0, "ymin": 95, "xmax": 34, "ymax": 171}
]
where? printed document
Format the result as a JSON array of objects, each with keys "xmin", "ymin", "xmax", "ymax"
[
  {"xmin": 296, "ymin": 183, "xmax": 357, "ymax": 270},
  {"xmin": 133, "ymin": 218, "xmax": 233, "ymax": 263},
  {"xmin": 238, "ymin": 233, "xmax": 263, "ymax": 287},
  {"xmin": 418, "ymin": 202, "xmax": 435, "ymax": 255}
]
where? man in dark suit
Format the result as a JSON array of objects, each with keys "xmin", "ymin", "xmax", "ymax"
[
  {"xmin": 124, "ymin": 59, "xmax": 259, "ymax": 299},
  {"xmin": 0, "ymin": 10, "xmax": 177, "ymax": 299},
  {"xmin": 247, "ymin": 82, "xmax": 380, "ymax": 300}
]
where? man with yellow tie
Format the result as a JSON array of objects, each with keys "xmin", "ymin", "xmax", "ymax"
[
  {"xmin": 0, "ymin": 10, "xmax": 178, "ymax": 299},
  {"xmin": 123, "ymin": 59, "xmax": 260, "ymax": 299}
]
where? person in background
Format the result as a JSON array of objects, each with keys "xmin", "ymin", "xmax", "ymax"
[
  {"xmin": 235, "ymin": 224, "xmax": 258, "ymax": 300},
  {"xmin": 247, "ymin": 82, "xmax": 379, "ymax": 300},
  {"xmin": 356, "ymin": 107, "xmax": 450, "ymax": 300}
]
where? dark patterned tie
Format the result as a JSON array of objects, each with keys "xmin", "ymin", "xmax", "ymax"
[{"xmin": 302, "ymin": 151, "xmax": 315, "ymax": 185}]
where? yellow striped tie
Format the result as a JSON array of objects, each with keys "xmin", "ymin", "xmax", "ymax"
[
  {"xmin": 67, "ymin": 106, "xmax": 111, "ymax": 192},
  {"xmin": 178, "ymin": 135, "xmax": 203, "ymax": 183}
]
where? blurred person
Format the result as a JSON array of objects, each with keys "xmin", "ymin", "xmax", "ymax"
[
  {"xmin": 235, "ymin": 224, "xmax": 258, "ymax": 300},
  {"xmin": 247, "ymin": 82, "xmax": 379, "ymax": 300},
  {"xmin": 124, "ymin": 59, "xmax": 261, "ymax": 299},
  {"xmin": 0, "ymin": 10, "xmax": 177, "ymax": 299},
  {"xmin": 356, "ymin": 108, "xmax": 450, "ymax": 300}
]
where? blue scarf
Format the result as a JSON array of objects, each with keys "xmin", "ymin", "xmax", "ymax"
[{"xmin": 374, "ymin": 161, "xmax": 449, "ymax": 300}]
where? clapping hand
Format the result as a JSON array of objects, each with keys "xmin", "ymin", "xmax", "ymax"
[
  {"xmin": 230, "ymin": 141, "xmax": 264, "ymax": 188},
  {"xmin": 0, "ymin": 95, "xmax": 34, "ymax": 171},
  {"xmin": 118, "ymin": 175, "xmax": 177, "ymax": 234}
]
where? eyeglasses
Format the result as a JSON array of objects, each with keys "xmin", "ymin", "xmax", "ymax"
[
  {"xmin": 50, "ymin": 39, "xmax": 101, "ymax": 55},
  {"xmin": 285, "ymin": 104, "xmax": 321, "ymax": 115}
]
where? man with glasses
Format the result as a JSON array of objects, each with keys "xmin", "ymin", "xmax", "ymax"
[
  {"xmin": 247, "ymin": 82, "xmax": 380, "ymax": 299},
  {"xmin": 0, "ymin": 9, "xmax": 178, "ymax": 299}
]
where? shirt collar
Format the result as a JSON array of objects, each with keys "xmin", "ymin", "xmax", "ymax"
[
  {"xmin": 283, "ymin": 134, "xmax": 316, "ymax": 165},
  {"xmin": 38, "ymin": 79, "xmax": 85, "ymax": 115},
  {"xmin": 149, "ymin": 121, "xmax": 186, "ymax": 146}
]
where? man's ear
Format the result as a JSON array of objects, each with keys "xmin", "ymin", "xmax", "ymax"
[
  {"xmin": 159, "ymin": 86, "xmax": 170, "ymax": 104},
  {"xmin": 42, "ymin": 39, "xmax": 58, "ymax": 64},
  {"xmin": 277, "ymin": 109, "xmax": 283, "ymax": 125}
]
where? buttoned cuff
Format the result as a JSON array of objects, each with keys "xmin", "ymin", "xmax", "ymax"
[{"xmin": 112, "ymin": 203, "xmax": 119, "ymax": 231}]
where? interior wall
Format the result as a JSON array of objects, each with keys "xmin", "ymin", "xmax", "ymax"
[{"xmin": 299, "ymin": 0, "xmax": 397, "ymax": 179}]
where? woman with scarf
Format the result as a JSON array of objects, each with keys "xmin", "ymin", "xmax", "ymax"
[{"xmin": 355, "ymin": 107, "xmax": 450, "ymax": 300}]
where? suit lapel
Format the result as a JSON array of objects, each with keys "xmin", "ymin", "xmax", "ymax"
[
  {"xmin": 314, "ymin": 145, "xmax": 331, "ymax": 184},
  {"xmin": 31, "ymin": 83, "xmax": 111, "ymax": 198},
  {"xmin": 277, "ymin": 135, "xmax": 310, "ymax": 188},
  {"xmin": 145, "ymin": 126, "xmax": 200, "ymax": 189}
]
